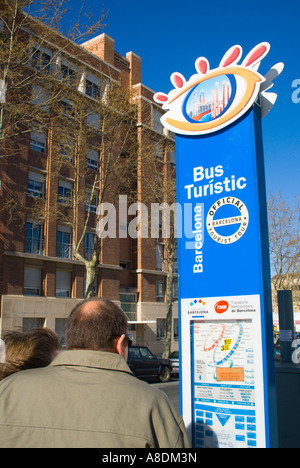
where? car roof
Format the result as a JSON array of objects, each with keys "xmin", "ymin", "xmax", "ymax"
[{"xmin": 130, "ymin": 345, "xmax": 148, "ymax": 348}]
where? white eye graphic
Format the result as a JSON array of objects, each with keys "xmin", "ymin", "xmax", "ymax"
[{"xmin": 154, "ymin": 43, "xmax": 284, "ymax": 136}]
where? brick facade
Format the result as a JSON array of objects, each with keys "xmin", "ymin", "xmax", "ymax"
[{"xmin": 0, "ymin": 17, "xmax": 178, "ymax": 354}]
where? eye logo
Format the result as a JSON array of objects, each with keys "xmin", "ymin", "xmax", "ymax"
[{"xmin": 154, "ymin": 43, "xmax": 284, "ymax": 136}]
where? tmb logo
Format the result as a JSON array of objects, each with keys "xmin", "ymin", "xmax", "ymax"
[{"xmin": 214, "ymin": 300, "xmax": 229, "ymax": 314}]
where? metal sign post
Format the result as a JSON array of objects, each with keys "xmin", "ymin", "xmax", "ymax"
[{"xmin": 154, "ymin": 43, "xmax": 283, "ymax": 448}]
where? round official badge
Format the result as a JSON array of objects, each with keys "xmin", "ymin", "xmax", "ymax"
[{"xmin": 206, "ymin": 197, "xmax": 249, "ymax": 244}]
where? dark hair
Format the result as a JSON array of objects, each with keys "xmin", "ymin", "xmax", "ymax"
[
  {"xmin": 0, "ymin": 327, "xmax": 61, "ymax": 381},
  {"xmin": 66, "ymin": 297, "xmax": 128, "ymax": 351}
]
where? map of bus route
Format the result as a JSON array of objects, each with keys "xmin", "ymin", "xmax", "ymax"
[
  {"xmin": 192, "ymin": 319, "xmax": 255, "ymax": 387},
  {"xmin": 191, "ymin": 319, "xmax": 258, "ymax": 448}
]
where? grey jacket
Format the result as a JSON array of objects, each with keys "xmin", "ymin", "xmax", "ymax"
[{"xmin": 0, "ymin": 350, "xmax": 190, "ymax": 448}]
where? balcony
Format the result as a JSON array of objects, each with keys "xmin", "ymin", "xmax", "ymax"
[
  {"xmin": 57, "ymin": 242, "xmax": 73, "ymax": 259},
  {"xmin": 25, "ymin": 238, "xmax": 44, "ymax": 255}
]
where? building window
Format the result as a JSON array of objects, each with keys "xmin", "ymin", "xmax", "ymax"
[
  {"xmin": 155, "ymin": 244, "xmax": 164, "ymax": 271},
  {"xmin": 85, "ymin": 232, "xmax": 95, "ymax": 260},
  {"xmin": 86, "ymin": 148, "xmax": 99, "ymax": 171},
  {"xmin": 30, "ymin": 131, "xmax": 47, "ymax": 153},
  {"xmin": 32, "ymin": 85, "xmax": 50, "ymax": 112},
  {"xmin": 61, "ymin": 63, "xmax": 76, "ymax": 86},
  {"xmin": 28, "ymin": 171, "xmax": 44, "ymax": 198},
  {"xmin": 58, "ymin": 181, "xmax": 73, "ymax": 206},
  {"xmin": 170, "ymin": 150, "xmax": 176, "ymax": 168},
  {"xmin": 173, "ymin": 249, "xmax": 178, "ymax": 274},
  {"xmin": 85, "ymin": 190, "xmax": 97, "ymax": 213},
  {"xmin": 86, "ymin": 79, "xmax": 101, "ymax": 100},
  {"xmin": 60, "ymin": 141, "xmax": 74, "ymax": 163},
  {"xmin": 55, "ymin": 318, "xmax": 67, "ymax": 346},
  {"xmin": 87, "ymin": 110, "xmax": 101, "ymax": 132},
  {"xmin": 23, "ymin": 317, "xmax": 45, "ymax": 329},
  {"xmin": 156, "ymin": 281, "xmax": 165, "ymax": 302},
  {"xmin": 61, "ymin": 99, "xmax": 75, "ymax": 119},
  {"xmin": 24, "ymin": 266, "xmax": 42, "ymax": 296},
  {"xmin": 173, "ymin": 280, "xmax": 178, "ymax": 301},
  {"xmin": 157, "ymin": 318, "xmax": 166, "ymax": 340},
  {"xmin": 31, "ymin": 47, "xmax": 51, "ymax": 73},
  {"xmin": 56, "ymin": 270, "xmax": 71, "ymax": 297},
  {"xmin": 119, "ymin": 292, "xmax": 137, "ymax": 322},
  {"xmin": 173, "ymin": 318, "xmax": 179, "ymax": 340},
  {"xmin": 153, "ymin": 107, "xmax": 164, "ymax": 134},
  {"xmin": 154, "ymin": 141, "xmax": 164, "ymax": 160},
  {"xmin": 26, "ymin": 221, "xmax": 44, "ymax": 255},
  {"xmin": 57, "ymin": 227, "xmax": 72, "ymax": 259}
]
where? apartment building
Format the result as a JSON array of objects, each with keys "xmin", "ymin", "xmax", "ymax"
[{"xmin": 0, "ymin": 13, "xmax": 178, "ymax": 354}]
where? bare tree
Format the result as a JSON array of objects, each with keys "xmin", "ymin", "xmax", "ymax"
[
  {"xmin": 54, "ymin": 84, "xmax": 138, "ymax": 298},
  {"xmin": 0, "ymin": 0, "xmax": 105, "ymax": 149},
  {"xmin": 268, "ymin": 192, "xmax": 300, "ymax": 294},
  {"xmin": 140, "ymin": 128, "xmax": 177, "ymax": 358},
  {"xmin": 0, "ymin": 1, "xmax": 141, "ymax": 298}
]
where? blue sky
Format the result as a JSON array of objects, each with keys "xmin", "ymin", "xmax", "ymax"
[{"xmin": 64, "ymin": 0, "xmax": 299, "ymax": 206}]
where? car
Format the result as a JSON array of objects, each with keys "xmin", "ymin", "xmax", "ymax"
[
  {"xmin": 169, "ymin": 350, "xmax": 180, "ymax": 376},
  {"xmin": 127, "ymin": 346, "xmax": 172, "ymax": 383},
  {"xmin": 274, "ymin": 347, "xmax": 281, "ymax": 361}
]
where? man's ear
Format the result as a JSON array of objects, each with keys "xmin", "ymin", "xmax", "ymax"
[{"xmin": 116, "ymin": 334, "xmax": 126, "ymax": 357}]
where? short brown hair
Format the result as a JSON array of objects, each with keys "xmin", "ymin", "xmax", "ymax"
[
  {"xmin": 66, "ymin": 297, "xmax": 128, "ymax": 351},
  {"xmin": 0, "ymin": 328, "xmax": 61, "ymax": 381}
]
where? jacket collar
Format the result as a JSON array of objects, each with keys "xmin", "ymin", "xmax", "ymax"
[{"xmin": 50, "ymin": 349, "xmax": 133, "ymax": 375}]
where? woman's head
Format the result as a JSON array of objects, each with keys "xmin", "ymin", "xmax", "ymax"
[{"xmin": 0, "ymin": 327, "xmax": 61, "ymax": 381}]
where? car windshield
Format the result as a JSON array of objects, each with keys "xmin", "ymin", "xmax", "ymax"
[
  {"xmin": 128, "ymin": 348, "xmax": 141, "ymax": 359},
  {"xmin": 140, "ymin": 347, "xmax": 154, "ymax": 359}
]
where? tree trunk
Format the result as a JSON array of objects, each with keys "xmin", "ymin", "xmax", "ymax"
[
  {"xmin": 85, "ymin": 259, "xmax": 97, "ymax": 299},
  {"xmin": 163, "ymin": 249, "xmax": 175, "ymax": 359}
]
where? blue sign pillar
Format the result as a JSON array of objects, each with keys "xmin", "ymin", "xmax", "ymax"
[
  {"xmin": 153, "ymin": 42, "xmax": 283, "ymax": 448},
  {"xmin": 176, "ymin": 105, "xmax": 277, "ymax": 448}
]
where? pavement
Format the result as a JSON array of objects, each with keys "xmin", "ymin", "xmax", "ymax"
[{"xmin": 151, "ymin": 379, "xmax": 180, "ymax": 413}]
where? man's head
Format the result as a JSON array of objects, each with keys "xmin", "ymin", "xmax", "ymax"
[{"xmin": 66, "ymin": 297, "xmax": 129, "ymax": 358}]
